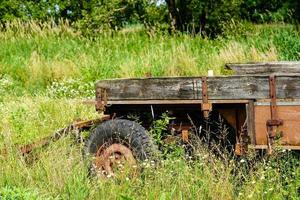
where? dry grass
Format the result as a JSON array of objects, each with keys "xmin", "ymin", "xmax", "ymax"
[
  {"xmin": 0, "ymin": 19, "xmax": 79, "ymax": 40},
  {"xmin": 1, "ymin": 21, "xmax": 299, "ymax": 94},
  {"xmin": 213, "ymin": 42, "xmax": 278, "ymax": 70},
  {"xmin": 26, "ymin": 51, "xmax": 79, "ymax": 86},
  {"xmin": 165, "ymin": 44, "xmax": 199, "ymax": 76},
  {"xmin": 0, "ymin": 97, "xmax": 98, "ymax": 146}
]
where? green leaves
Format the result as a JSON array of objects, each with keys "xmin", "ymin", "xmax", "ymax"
[{"xmin": 0, "ymin": 0, "xmax": 299, "ymax": 38}]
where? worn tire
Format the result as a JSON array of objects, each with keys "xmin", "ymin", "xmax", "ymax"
[{"xmin": 84, "ymin": 119, "xmax": 158, "ymax": 169}]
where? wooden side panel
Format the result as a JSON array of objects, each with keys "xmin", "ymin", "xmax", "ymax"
[
  {"xmin": 96, "ymin": 75, "xmax": 300, "ymax": 100},
  {"xmin": 226, "ymin": 61, "xmax": 300, "ymax": 75},
  {"xmin": 96, "ymin": 77, "xmax": 201, "ymax": 100},
  {"xmin": 255, "ymin": 105, "xmax": 300, "ymax": 146}
]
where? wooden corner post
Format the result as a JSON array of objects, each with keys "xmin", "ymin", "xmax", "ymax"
[{"xmin": 201, "ymin": 77, "xmax": 212, "ymax": 118}]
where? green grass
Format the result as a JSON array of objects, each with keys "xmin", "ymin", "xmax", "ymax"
[
  {"xmin": 1, "ymin": 21, "xmax": 299, "ymax": 96},
  {"xmin": 0, "ymin": 21, "xmax": 300, "ymax": 199}
]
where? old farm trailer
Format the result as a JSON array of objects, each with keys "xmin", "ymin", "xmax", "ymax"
[
  {"xmin": 79, "ymin": 61, "xmax": 300, "ymax": 174},
  {"xmin": 4, "ymin": 62, "xmax": 300, "ymax": 176}
]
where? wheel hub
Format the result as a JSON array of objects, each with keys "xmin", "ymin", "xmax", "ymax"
[{"xmin": 93, "ymin": 143, "xmax": 136, "ymax": 177}]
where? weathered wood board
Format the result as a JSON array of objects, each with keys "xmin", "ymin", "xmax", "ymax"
[
  {"xmin": 96, "ymin": 75, "xmax": 300, "ymax": 101},
  {"xmin": 226, "ymin": 61, "xmax": 300, "ymax": 75}
]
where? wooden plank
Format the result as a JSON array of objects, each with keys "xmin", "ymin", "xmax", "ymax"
[
  {"xmin": 247, "ymin": 100, "xmax": 256, "ymax": 145},
  {"xmin": 105, "ymin": 99, "xmax": 249, "ymax": 105},
  {"xmin": 255, "ymin": 101, "xmax": 300, "ymax": 106},
  {"xmin": 252, "ymin": 145, "xmax": 300, "ymax": 150},
  {"xmin": 95, "ymin": 75, "xmax": 300, "ymax": 101},
  {"xmin": 256, "ymin": 98, "xmax": 300, "ymax": 103},
  {"xmin": 254, "ymin": 105, "xmax": 300, "ymax": 146},
  {"xmin": 96, "ymin": 77, "xmax": 200, "ymax": 100},
  {"xmin": 226, "ymin": 61, "xmax": 300, "ymax": 75}
]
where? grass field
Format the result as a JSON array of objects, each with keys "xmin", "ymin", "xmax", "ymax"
[{"xmin": 0, "ymin": 21, "xmax": 300, "ymax": 199}]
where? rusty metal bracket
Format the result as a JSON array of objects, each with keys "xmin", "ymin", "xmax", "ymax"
[
  {"xmin": 0, "ymin": 115, "xmax": 111, "ymax": 156},
  {"xmin": 96, "ymin": 88, "xmax": 108, "ymax": 112},
  {"xmin": 181, "ymin": 129, "xmax": 189, "ymax": 142},
  {"xmin": 266, "ymin": 75, "xmax": 283, "ymax": 154},
  {"xmin": 201, "ymin": 77, "xmax": 212, "ymax": 118}
]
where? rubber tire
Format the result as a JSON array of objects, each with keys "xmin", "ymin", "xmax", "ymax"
[{"xmin": 84, "ymin": 119, "xmax": 157, "ymax": 163}]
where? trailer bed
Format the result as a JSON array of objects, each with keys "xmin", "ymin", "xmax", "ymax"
[{"xmin": 95, "ymin": 63, "xmax": 300, "ymax": 153}]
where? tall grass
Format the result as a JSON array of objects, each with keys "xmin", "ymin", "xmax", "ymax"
[
  {"xmin": 0, "ymin": 21, "xmax": 300, "ymax": 199},
  {"xmin": 0, "ymin": 132, "xmax": 299, "ymax": 199},
  {"xmin": 0, "ymin": 21, "xmax": 299, "ymax": 96}
]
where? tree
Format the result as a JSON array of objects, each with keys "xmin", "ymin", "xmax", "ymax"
[
  {"xmin": 77, "ymin": 0, "xmax": 165, "ymax": 34},
  {"xmin": 240, "ymin": 0, "xmax": 293, "ymax": 23},
  {"xmin": 0, "ymin": 0, "xmax": 299, "ymax": 37},
  {"xmin": 165, "ymin": 0, "xmax": 242, "ymax": 37},
  {"xmin": 0, "ymin": 0, "xmax": 25, "ymax": 22}
]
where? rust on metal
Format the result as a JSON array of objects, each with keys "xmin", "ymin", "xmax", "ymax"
[
  {"xmin": 96, "ymin": 88, "xmax": 108, "ymax": 112},
  {"xmin": 254, "ymin": 105, "xmax": 300, "ymax": 147},
  {"xmin": 201, "ymin": 77, "xmax": 212, "ymax": 118},
  {"xmin": 93, "ymin": 143, "xmax": 136, "ymax": 177},
  {"xmin": 216, "ymin": 107, "xmax": 246, "ymax": 131},
  {"xmin": 234, "ymin": 143, "xmax": 242, "ymax": 155},
  {"xmin": 181, "ymin": 129, "xmax": 189, "ymax": 142},
  {"xmin": 72, "ymin": 115, "xmax": 110, "ymax": 129},
  {"xmin": 266, "ymin": 75, "xmax": 283, "ymax": 154}
]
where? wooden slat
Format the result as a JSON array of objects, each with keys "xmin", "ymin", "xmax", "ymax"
[
  {"xmin": 255, "ymin": 101, "xmax": 300, "ymax": 106},
  {"xmin": 252, "ymin": 145, "xmax": 300, "ymax": 150},
  {"xmin": 226, "ymin": 61, "xmax": 300, "ymax": 75},
  {"xmin": 247, "ymin": 100, "xmax": 256, "ymax": 145},
  {"xmin": 95, "ymin": 75, "xmax": 300, "ymax": 101},
  {"xmin": 105, "ymin": 99, "xmax": 249, "ymax": 105},
  {"xmin": 96, "ymin": 77, "xmax": 200, "ymax": 100}
]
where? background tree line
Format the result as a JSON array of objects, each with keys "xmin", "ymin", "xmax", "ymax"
[{"xmin": 0, "ymin": 0, "xmax": 299, "ymax": 37}]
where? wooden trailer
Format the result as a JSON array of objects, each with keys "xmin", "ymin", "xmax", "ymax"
[{"xmin": 93, "ymin": 61, "xmax": 300, "ymax": 159}]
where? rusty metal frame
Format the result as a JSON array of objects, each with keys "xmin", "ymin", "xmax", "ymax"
[
  {"xmin": 1, "ymin": 115, "xmax": 111, "ymax": 156},
  {"xmin": 266, "ymin": 75, "xmax": 283, "ymax": 154},
  {"xmin": 96, "ymin": 88, "xmax": 108, "ymax": 112},
  {"xmin": 104, "ymin": 99, "xmax": 249, "ymax": 105},
  {"xmin": 201, "ymin": 77, "xmax": 212, "ymax": 118}
]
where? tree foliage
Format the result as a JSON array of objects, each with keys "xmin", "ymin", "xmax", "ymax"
[
  {"xmin": 166, "ymin": 0, "xmax": 242, "ymax": 36},
  {"xmin": 77, "ymin": 0, "xmax": 150, "ymax": 32},
  {"xmin": 0, "ymin": 0, "xmax": 84, "ymax": 23},
  {"xmin": 240, "ymin": 0, "xmax": 298, "ymax": 23},
  {"xmin": 0, "ymin": 0, "xmax": 299, "ymax": 36}
]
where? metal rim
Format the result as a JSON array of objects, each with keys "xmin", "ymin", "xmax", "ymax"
[{"xmin": 93, "ymin": 143, "xmax": 136, "ymax": 177}]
